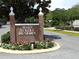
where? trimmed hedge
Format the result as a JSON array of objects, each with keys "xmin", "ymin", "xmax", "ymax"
[{"xmin": 1, "ymin": 32, "xmax": 10, "ymax": 44}]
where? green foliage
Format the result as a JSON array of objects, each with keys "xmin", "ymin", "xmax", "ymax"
[
  {"xmin": 1, "ymin": 32, "xmax": 10, "ymax": 44},
  {"xmin": 0, "ymin": 0, "xmax": 51, "ymax": 22},
  {"xmin": 35, "ymin": 42, "xmax": 46, "ymax": 49},
  {"xmin": 46, "ymin": 12, "xmax": 53, "ymax": 20},
  {"xmin": 1, "ymin": 41, "xmax": 54, "ymax": 50},
  {"xmin": 0, "ymin": 16, "xmax": 7, "ymax": 25},
  {"xmin": 25, "ymin": 17, "xmax": 37, "ymax": 23},
  {"xmin": 34, "ymin": 41, "xmax": 54, "ymax": 49},
  {"xmin": 2, "ymin": 44, "xmax": 10, "ymax": 50},
  {"xmin": 45, "ymin": 4, "xmax": 79, "ymax": 29},
  {"xmin": 1, "ymin": 44, "xmax": 32, "ymax": 50},
  {"xmin": 20, "ymin": 44, "xmax": 32, "ymax": 50},
  {"xmin": 45, "ymin": 12, "xmax": 53, "ymax": 27}
]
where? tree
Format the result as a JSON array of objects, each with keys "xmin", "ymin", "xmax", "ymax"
[
  {"xmin": 45, "ymin": 12, "xmax": 52, "ymax": 27},
  {"xmin": 51, "ymin": 8, "xmax": 66, "ymax": 26},
  {"xmin": 66, "ymin": 4, "xmax": 79, "ymax": 27},
  {"xmin": 0, "ymin": 0, "xmax": 51, "ymax": 23},
  {"xmin": 44, "ymin": 4, "xmax": 79, "ymax": 28}
]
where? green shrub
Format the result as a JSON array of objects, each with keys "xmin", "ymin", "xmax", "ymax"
[
  {"xmin": 35, "ymin": 42, "xmax": 47, "ymax": 49},
  {"xmin": 1, "ymin": 43, "xmax": 12, "ymax": 49},
  {"xmin": 14, "ymin": 44, "xmax": 32, "ymax": 50},
  {"xmin": 0, "ymin": 41, "xmax": 54, "ymax": 50},
  {"xmin": 25, "ymin": 17, "xmax": 37, "ymax": 23},
  {"xmin": 1, "ymin": 32, "xmax": 10, "ymax": 44},
  {"xmin": 1, "ymin": 44, "xmax": 32, "ymax": 50},
  {"xmin": 21, "ymin": 44, "xmax": 32, "ymax": 50}
]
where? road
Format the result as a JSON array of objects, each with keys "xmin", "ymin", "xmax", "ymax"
[
  {"xmin": 0, "ymin": 25, "xmax": 79, "ymax": 59},
  {"xmin": 0, "ymin": 25, "xmax": 10, "ymax": 42}
]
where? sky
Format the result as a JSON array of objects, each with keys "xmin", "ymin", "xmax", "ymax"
[{"xmin": 49, "ymin": 0, "xmax": 79, "ymax": 11}]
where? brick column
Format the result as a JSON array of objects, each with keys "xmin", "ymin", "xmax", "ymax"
[
  {"xmin": 9, "ymin": 7, "xmax": 16, "ymax": 44},
  {"xmin": 38, "ymin": 8, "xmax": 44, "ymax": 41}
]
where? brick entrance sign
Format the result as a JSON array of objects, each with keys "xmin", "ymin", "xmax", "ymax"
[
  {"xmin": 15, "ymin": 24, "xmax": 40, "ymax": 44},
  {"xmin": 9, "ymin": 7, "xmax": 44, "ymax": 44}
]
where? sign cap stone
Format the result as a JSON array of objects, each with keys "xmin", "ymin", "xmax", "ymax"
[
  {"xmin": 38, "ymin": 7, "xmax": 44, "ymax": 15},
  {"xmin": 9, "ymin": 7, "xmax": 15, "ymax": 16}
]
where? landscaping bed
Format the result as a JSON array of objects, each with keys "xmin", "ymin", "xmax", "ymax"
[
  {"xmin": 0, "ymin": 32, "xmax": 60, "ymax": 54},
  {"xmin": 0, "ymin": 41, "xmax": 60, "ymax": 54},
  {"xmin": 1, "ymin": 32, "xmax": 54, "ymax": 50},
  {"xmin": 0, "ymin": 41, "xmax": 54, "ymax": 50}
]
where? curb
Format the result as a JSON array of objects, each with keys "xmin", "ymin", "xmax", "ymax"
[{"xmin": 0, "ymin": 42, "xmax": 60, "ymax": 54}]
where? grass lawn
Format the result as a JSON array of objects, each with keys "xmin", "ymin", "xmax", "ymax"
[{"xmin": 45, "ymin": 29, "xmax": 79, "ymax": 37}]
